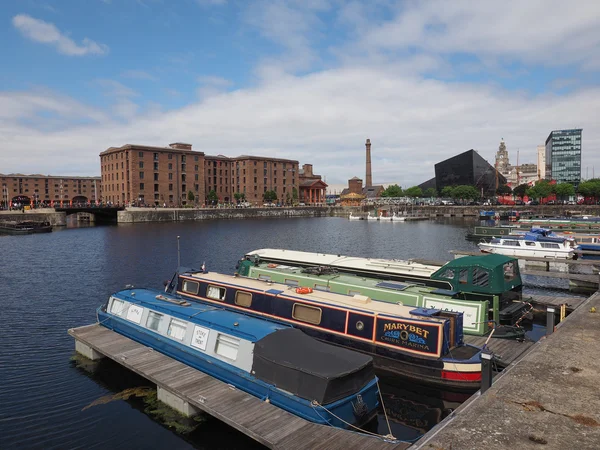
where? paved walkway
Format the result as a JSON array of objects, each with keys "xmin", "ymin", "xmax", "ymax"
[{"xmin": 414, "ymin": 291, "xmax": 600, "ymax": 450}]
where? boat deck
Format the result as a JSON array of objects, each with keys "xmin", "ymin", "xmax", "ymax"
[{"xmin": 69, "ymin": 324, "xmax": 409, "ymax": 450}]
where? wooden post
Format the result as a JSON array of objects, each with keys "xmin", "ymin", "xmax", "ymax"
[
  {"xmin": 481, "ymin": 350, "xmax": 493, "ymax": 393},
  {"xmin": 546, "ymin": 306, "xmax": 555, "ymax": 335}
]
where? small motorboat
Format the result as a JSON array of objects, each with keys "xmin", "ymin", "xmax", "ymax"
[
  {"xmin": 478, "ymin": 233, "xmax": 575, "ymax": 259},
  {"xmin": 0, "ymin": 220, "xmax": 52, "ymax": 235}
]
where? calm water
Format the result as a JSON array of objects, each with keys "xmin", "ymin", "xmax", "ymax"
[{"xmin": 0, "ymin": 217, "xmax": 574, "ymax": 449}]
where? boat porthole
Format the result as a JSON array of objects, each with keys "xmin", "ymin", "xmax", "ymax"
[
  {"xmin": 400, "ymin": 331, "xmax": 409, "ymax": 341},
  {"xmin": 356, "ymin": 321, "xmax": 364, "ymax": 331}
]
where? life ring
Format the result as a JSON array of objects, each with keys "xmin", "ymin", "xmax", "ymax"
[{"xmin": 295, "ymin": 287, "xmax": 313, "ymax": 294}]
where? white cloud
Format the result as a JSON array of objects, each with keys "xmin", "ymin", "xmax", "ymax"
[
  {"xmin": 361, "ymin": 1, "xmax": 600, "ymax": 71},
  {"xmin": 12, "ymin": 14, "xmax": 109, "ymax": 56},
  {"xmin": 197, "ymin": 76, "xmax": 233, "ymax": 99},
  {"xmin": 1, "ymin": 67, "xmax": 598, "ymax": 185}
]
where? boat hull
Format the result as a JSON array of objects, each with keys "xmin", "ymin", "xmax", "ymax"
[
  {"xmin": 478, "ymin": 243, "xmax": 574, "ymax": 259},
  {"xmin": 98, "ymin": 309, "xmax": 379, "ymax": 429}
]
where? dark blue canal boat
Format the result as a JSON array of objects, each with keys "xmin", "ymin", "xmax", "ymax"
[
  {"xmin": 98, "ymin": 288, "xmax": 380, "ymax": 429},
  {"xmin": 168, "ymin": 270, "xmax": 483, "ymax": 391}
]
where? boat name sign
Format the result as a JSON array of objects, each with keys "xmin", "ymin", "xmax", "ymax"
[
  {"xmin": 377, "ymin": 319, "xmax": 440, "ymax": 355},
  {"xmin": 191, "ymin": 325, "xmax": 210, "ymax": 351},
  {"xmin": 423, "ymin": 297, "xmax": 482, "ymax": 334}
]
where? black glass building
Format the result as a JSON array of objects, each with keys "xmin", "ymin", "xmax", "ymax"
[
  {"xmin": 545, "ymin": 129, "xmax": 582, "ymax": 185},
  {"xmin": 434, "ymin": 149, "xmax": 506, "ymax": 197}
]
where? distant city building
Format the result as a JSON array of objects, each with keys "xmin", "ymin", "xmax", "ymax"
[
  {"xmin": 298, "ymin": 164, "xmax": 328, "ymax": 205},
  {"xmin": 434, "ymin": 149, "xmax": 507, "ymax": 196},
  {"xmin": 545, "ymin": 129, "xmax": 582, "ymax": 185},
  {"xmin": 100, "ymin": 142, "xmax": 205, "ymax": 206},
  {"xmin": 100, "ymin": 142, "xmax": 303, "ymax": 206},
  {"xmin": 537, "ymin": 145, "xmax": 546, "ymax": 179},
  {"xmin": 495, "ymin": 139, "xmax": 510, "ymax": 174},
  {"xmin": 1, "ymin": 173, "xmax": 100, "ymax": 207}
]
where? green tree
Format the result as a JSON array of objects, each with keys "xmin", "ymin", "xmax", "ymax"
[
  {"xmin": 234, "ymin": 192, "xmax": 242, "ymax": 203},
  {"xmin": 292, "ymin": 187, "xmax": 298, "ymax": 202},
  {"xmin": 424, "ymin": 188, "xmax": 437, "ymax": 198},
  {"xmin": 441, "ymin": 186, "xmax": 454, "ymax": 198},
  {"xmin": 496, "ymin": 185, "xmax": 512, "ymax": 196},
  {"xmin": 577, "ymin": 179, "xmax": 600, "ymax": 200},
  {"xmin": 285, "ymin": 192, "xmax": 291, "ymax": 205},
  {"xmin": 527, "ymin": 180, "xmax": 554, "ymax": 201},
  {"xmin": 554, "ymin": 183, "xmax": 575, "ymax": 202},
  {"xmin": 381, "ymin": 184, "xmax": 403, "ymax": 197},
  {"xmin": 451, "ymin": 185, "xmax": 479, "ymax": 202},
  {"xmin": 187, "ymin": 190, "xmax": 195, "ymax": 204},
  {"xmin": 263, "ymin": 190, "xmax": 277, "ymax": 202},
  {"xmin": 207, "ymin": 190, "xmax": 218, "ymax": 204},
  {"xmin": 513, "ymin": 183, "xmax": 529, "ymax": 199},
  {"xmin": 404, "ymin": 186, "xmax": 423, "ymax": 198}
]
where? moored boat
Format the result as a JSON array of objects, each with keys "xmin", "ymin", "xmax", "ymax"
[
  {"xmin": 236, "ymin": 259, "xmax": 494, "ymax": 336},
  {"xmin": 243, "ymin": 249, "xmax": 524, "ymax": 317},
  {"xmin": 478, "ymin": 233, "xmax": 575, "ymax": 259},
  {"xmin": 0, "ymin": 220, "xmax": 52, "ymax": 235},
  {"xmin": 169, "ymin": 270, "xmax": 483, "ymax": 391},
  {"xmin": 98, "ymin": 288, "xmax": 380, "ymax": 428}
]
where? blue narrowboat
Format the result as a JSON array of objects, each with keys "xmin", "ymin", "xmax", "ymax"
[
  {"xmin": 168, "ymin": 270, "xmax": 483, "ymax": 391},
  {"xmin": 98, "ymin": 288, "xmax": 380, "ymax": 429}
]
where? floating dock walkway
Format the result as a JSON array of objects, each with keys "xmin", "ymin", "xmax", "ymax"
[
  {"xmin": 414, "ymin": 291, "xmax": 600, "ymax": 450},
  {"xmin": 69, "ymin": 324, "xmax": 409, "ymax": 450}
]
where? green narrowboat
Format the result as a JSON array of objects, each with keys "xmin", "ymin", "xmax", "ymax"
[{"xmin": 237, "ymin": 259, "xmax": 497, "ymax": 336}]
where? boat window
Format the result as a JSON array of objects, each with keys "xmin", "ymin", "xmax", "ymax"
[
  {"xmin": 292, "ymin": 303, "xmax": 322, "ymax": 325},
  {"xmin": 459, "ymin": 269, "xmax": 468, "ymax": 284},
  {"xmin": 472, "ymin": 268, "xmax": 489, "ymax": 287},
  {"xmin": 284, "ymin": 279, "xmax": 299, "ymax": 286},
  {"xmin": 503, "ymin": 261, "xmax": 516, "ymax": 281},
  {"xmin": 348, "ymin": 290, "xmax": 362, "ymax": 296},
  {"xmin": 167, "ymin": 318, "xmax": 187, "ymax": 341},
  {"xmin": 182, "ymin": 279, "xmax": 199, "ymax": 295},
  {"xmin": 504, "ymin": 240, "xmax": 520, "ymax": 246},
  {"xmin": 215, "ymin": 333, "xmax": 239, "ymax": 360},
  {"xmin": 313, "ymin": 284, "xmax": 330, "ymax": 292},
  {"xmin": 110, "ymin": 298, "xmax": 124, "ymax": 315},
  {"xmin": 439, "ymin": 268, "xmax": 455, "ymax": 280},
  {"xmin": 235, "ymin": 291, "xmax": 252, "ymax": 307},
  {"xmin": 525, "ymin": 241, "xmax": 536, "ymax": 246},
  {"xmin": 541, "ymin": 242, "xmax": 560, "ymax": 249},
  {"xmin": 258, "ymin": 274, "xmax": 272, "ymax": 281},
  {"xmin": 206, "ymin": 285, "xmax": 226, "ymax": 301},
  {"xmin": 146, "ymin": 311, "xmax": 163, "ymax": 331}
]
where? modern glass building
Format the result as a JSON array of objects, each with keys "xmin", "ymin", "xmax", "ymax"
[
  {"xmin": 434, "ymin": 149, "xmax": 506, "ymax": 197},
  {"xmin": 545, "ymin": 129, "xmax": 582, "ymax": 185}
]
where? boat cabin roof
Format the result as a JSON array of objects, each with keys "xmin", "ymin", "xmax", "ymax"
[
  {"xmin": 247, "ymin": 248, "xmax": 439, "ymax": 278},
  {"xmin": 180, "ymin": 270, "xmax": 449, "ymax": 323},
  {"xmin": 112, "ymin": 288, "xmax": 288, "ymax": 342}
]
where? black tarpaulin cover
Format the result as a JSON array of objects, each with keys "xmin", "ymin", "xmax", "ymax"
[{"xmin": 252, "ymin": 328, "xmax": 375, "ymax": 404}]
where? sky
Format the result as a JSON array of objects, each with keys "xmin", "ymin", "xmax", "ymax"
[{"xmin": 1, "ymin": 0, "xmax": 599, "ymax": 192}]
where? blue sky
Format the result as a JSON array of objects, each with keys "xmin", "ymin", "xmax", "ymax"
[{"xmin": 1, "ymin": 1, "xmax": 599, "ymax": 189}]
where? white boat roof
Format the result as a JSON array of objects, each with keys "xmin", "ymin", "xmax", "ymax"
[
  {"xmin": 246, "ymin": 248, "xmax": 440, "ymax": 277},
  {"xmin": 183, "ymin": 271, "xmax": 447, "ymax": 323}
]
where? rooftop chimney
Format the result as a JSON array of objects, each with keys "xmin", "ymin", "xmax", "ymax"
[{"xmin": 365, "ymin": 139, "xmax": 372, "ymax": 187}]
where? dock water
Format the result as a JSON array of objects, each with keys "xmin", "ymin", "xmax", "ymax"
[{"xmin": 69, "ymin": 324, "xmax": 409, "ymax": 450}]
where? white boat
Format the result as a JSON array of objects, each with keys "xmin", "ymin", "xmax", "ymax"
[
  {"xmin": 378, "ymin": 212, "xmax": 393, "ymax": 222},
  {"xmin": 392, "ymin": 213, "xmax": 406, "ymax": 222},
  {"xmin": 348, "ymin": 212, "xmax": 361, "ymax": 220},
  {"xmin": 367, "ymin": 212, "xmax": 379, "ymax": 221},
  {"xmin": 478, "ymin": 235, "xmax": 575, "ymax": 259}
]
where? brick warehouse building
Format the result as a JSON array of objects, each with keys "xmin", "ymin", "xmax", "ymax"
[
  {"xmin": 100, "ymin": 143, "xmax": 205, "ymax": 206},
  {"xmin": 101, "ymin": 142, "xmax": 304, "ymax": 206},
  {"xmin": 1, "ymin": 173, "xmax": 100, "ymax": 207}
]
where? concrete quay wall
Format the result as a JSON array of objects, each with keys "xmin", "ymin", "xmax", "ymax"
[
  {"xmin": 0, "ymin": 210, "xmax": 66, "ymax": 226},
  {"xmin": 414, "ymin": 291, "xmax": 600, "ymax": 450},
  {"xmin": 117, "ymin": 206, "xmax": 337, "ymax": 223}
]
